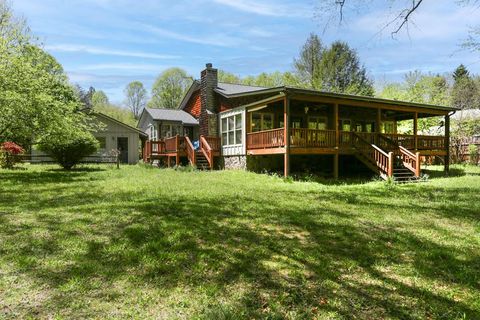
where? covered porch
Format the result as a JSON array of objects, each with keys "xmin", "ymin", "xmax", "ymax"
[{"xmin": 243, "ymin": 92, "xmax": 451, "ymax": 178}]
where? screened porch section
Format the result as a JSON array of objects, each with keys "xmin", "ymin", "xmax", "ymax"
[{"xmin": 245, "ymin": 99, "xmax": 447, "ymax": 154}]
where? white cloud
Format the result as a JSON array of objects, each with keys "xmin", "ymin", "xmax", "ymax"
[
  {"xmin": 212, "ymin": 0, "xmax": 308, "ymax": 17},
  {"xmin": 78, "ymin": 63, "xmax": 168, "ymax": 71},
  {"xmin": 138, "ymin": 24, "xmax": 241, "ymax": 48},
  {"xmin": 45, "ymin": 44, "xmax": 179, "ymax": 59}
]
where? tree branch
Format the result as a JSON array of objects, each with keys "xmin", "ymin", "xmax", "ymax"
[{"xmin": 391, "ymin": 0, "xmax": 424, "ymax": 37}]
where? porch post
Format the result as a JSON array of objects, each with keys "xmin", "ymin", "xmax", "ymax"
[
  {"xmin": 334, "ymin": 103, "xmax": 339, "ymax": 179},
  {"xmin": 284, "ymin": 97, "xmax": 290, "ymax": 177},
  {"xmin": 376, "ymin": 108, "xmax": 382, "ymax": 144},
  {"xmin": 444, "ymin": 114, "xmax": 450, "ymax": 174},
  {"xmin": 414, "ymin": 112, "xmax": 418, "ymax": 150}
]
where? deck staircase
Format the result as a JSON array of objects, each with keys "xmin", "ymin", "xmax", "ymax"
[
  {"xmin": 194, "ymin": 151, "xmax": 210, "ymax": 170},
  {"xmin": 352, "ymin": 133, "xmax": 421, "ymax": 182}
]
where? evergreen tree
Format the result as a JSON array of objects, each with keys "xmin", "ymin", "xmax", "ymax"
[{"xmin": 293, "ymin": 33, "xmax": 324, "ymax": 88}]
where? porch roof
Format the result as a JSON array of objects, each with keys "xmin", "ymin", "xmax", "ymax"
[
  {"xmin": 214, "ymin": 85, "xmax": 458, "ymax": 113},
  {"xmin": 144, "ymin": 108, "xmax": 199, "ymax": 125}
]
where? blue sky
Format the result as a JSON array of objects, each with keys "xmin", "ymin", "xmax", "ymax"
[{"xmin": 12, "ymin": 0, "xmax": 480, "ymax": 104}]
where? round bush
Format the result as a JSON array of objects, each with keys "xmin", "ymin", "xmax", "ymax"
[{"xmin": 39, "ymin": 131, "xmax": 99, "ymax": 170}]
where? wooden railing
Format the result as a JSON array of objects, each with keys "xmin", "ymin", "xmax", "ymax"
[
  {"xmin": 417, "ymin": 135, "xmax": 445, "ymax": 150},
  {"xmin": 399, "ymin": 146, "xmax": 420, "ymax": 177},
  {"xmin": 381, "ymin": 133, "xmax": 415, "ymax": 149},
  {"xmin": 353, "ymin": 133, "xmax": 393, "ymax": 177},
  {"xmin": 185, "ymin": 136, "xmax": 195, "ymax": 165},
  {"xmin": 247, "ymin": 128, "xmax": 285, "ymax": 149},
  {"xmin": 163, "ymin": 135, "xmax": 186, "ymax": 153},
  {"xmin": 290, "ymin": 129, "xmax": 336, "ymax": 148},
  {"xmin": 200, "ymin": 135, "xmax": 220, "ymax": 169},
  {"xmin": 339, "ymin": 131, "xmax": 353, "ymax": 148},
  {"xmin": 143, "ymin": 140, "xmax": 165, "ymax": 162}
]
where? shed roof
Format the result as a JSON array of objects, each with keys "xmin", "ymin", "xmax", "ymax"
[{"xmin": 144, "ymin": 108, "xmax": 199, "ymax": 125}]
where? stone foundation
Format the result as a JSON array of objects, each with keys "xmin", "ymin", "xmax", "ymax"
[{"xmin": 223, "ymin": 155, "xmax": 247, "ymax": 170}]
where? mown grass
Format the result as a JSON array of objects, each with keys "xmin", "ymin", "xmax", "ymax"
[{"xmin": 0, "ymin": 164, "xmax": 479, "ymax": 319}]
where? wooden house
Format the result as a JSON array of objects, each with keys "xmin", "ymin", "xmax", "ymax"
[{"xmin": 142, "ymin": 64, "xmax": 457, "ymax": 180}]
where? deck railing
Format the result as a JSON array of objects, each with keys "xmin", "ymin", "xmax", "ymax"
[
  {"xmin": 163, "ymin": 135, "xmax": 185, "ymax": 153},
  {"xmin": 200, "ymin": 135, "xmax": 220, "ymax": 169},
  {"xmin": 185, "ymin": 136, "xmax": 195, "ymax": 165},
  {"xmin": 417, "ymin": 135, "xmax": 445, "ymax": 150},
  {"xmin": 247, "ymin": 128, "xmax": 285, "ymax": 149},
  {"xmin": 290, "ymin": 128, "xmax": 336, "ymax": 148},
  {"xmin": 381, "ymin": 133, "xmax": 415, "ymax": 149},
  {"xmin": 399, "ymin": 146, "xmax": 420, "ymax": 177},
  {"xmin": 353, "ymin": 133, "xmax": 393, "ymax": 177}
]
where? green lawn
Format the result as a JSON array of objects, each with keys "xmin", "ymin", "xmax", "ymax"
[{"xmin": 0, "ymin": 164, "xmax": 479, "ymax": 319}]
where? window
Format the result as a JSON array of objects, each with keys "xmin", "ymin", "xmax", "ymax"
[
  {"xmin": 96, "ymin": 137, "xmax": 106, "ymax": 150},
  {"xmin": 383, "ymin": 121, "xmax": 395, "ymax": 133},
  {"xmin": 221, "ymin": 113, "xmax": 243, "ymax": 146},
  {"xmin": 161, "ymin": 124, "xmax": 181, "ymax": 138},
  {"xmin": 250, "ymin": 112, "xmax": 274, "ymax": 132},
  {"xmin": 308, "ymin": 117, "xmax": 327, "ymax": 130},
  {"xmin": 338, "ymin": 119, "xmax": 351, "ymax": 131}
]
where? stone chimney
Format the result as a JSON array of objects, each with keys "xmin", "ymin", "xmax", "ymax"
[{"xmin": 200, "ymin": 63, "xmax": 218, "ymax": 136}]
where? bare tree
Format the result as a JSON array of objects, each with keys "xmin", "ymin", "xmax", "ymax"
[
  {"xmin": 317, "ymin": 0, "xmax": 480, "ymax": 41},
  {"xmin": 124, "ymin": 81, "xmax": 147, "ymax": 119}
]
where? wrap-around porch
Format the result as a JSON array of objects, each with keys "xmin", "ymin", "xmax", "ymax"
[{"xmin": 242, "ymin": 93, "xmax": 451, "ymax": 179}]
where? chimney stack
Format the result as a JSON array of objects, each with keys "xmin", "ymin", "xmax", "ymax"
[{"xmin": 200, "ymin": 63, "xmax": 218, "ymax": 136}]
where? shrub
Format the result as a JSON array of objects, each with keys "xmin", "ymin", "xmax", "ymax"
[
  {"xmin": 39, "ymin": 131, "xmax": 99, "ymax": 170},
  {"xmin": 0, "ymin": 142, "xmax": 25, "ymax": 169},
  {"xmin": 468, "ymin": 144, "xmax": 479, "ymax": 165}
]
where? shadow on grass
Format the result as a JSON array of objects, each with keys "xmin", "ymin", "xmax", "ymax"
[{"xmin": 1, "ymin": 174, "xmax": 479, "ymax": 319}]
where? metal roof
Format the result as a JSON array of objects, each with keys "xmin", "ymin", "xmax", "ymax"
[
  {"xmin": 144, "ymin": 108, "xmax": 199, "ymax": 125},
  {"xmin": 215, "ymin": 82, "xmax": 268, "ymax": 95}
]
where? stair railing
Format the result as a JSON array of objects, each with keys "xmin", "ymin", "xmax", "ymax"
[
  {"xmin": 199, "ymin": 135, "xmax": 214, "ymax": 169},
  {"xmin": 353, "ymin": 133, "xmax": 393, "ymax": 177},
  {"xmin": 379, "ymin": 134, "xmax": 420, "ymax": 177},
  {"xmin": 185, "ymin": 136, "xmax": 196, "ymax": 166},
  {"xmin": 399, "ymin": 146, "xmax": 421, "ymax": 177}
]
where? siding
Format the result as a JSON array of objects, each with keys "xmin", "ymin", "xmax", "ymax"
[
  {"xmin": 219, "ymin": 107, "xmax": 246, "ymax": 156},
  {"xmin": 184, "ymin": 90, "xmax": 202, "ymax": 118}
]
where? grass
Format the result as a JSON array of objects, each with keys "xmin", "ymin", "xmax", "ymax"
[{"xmin": 0, "ymin": 163, "xmax": 479, "ymax": 319}]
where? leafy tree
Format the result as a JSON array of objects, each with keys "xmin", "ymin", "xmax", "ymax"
[
  {"xmin": 293, "ymin": 33, "xmax": 324, "ymax": 88},
  {"xmin": 317, "ymin": 41, "xmax": 374, "ymax": 96},
  {"xmin": 124, "ymin": 81, "xmax": 147, "ymax": 119},
  {"xmin": 451, "ymin": 64, "xmax": 479, "ymax": 110},
  {"xmin": 91, "ymin": 90, "xmax": 109, "ymax": 108},
  {"xmin": 218, "ymin": 70, "xmax": 242, "ymax": 84},
  {"xmin": 294, "ymin": 35, "xmax": 373, "ymax": 95},
  {"xmin": 0, "ymin": 1, "xmax": 94, "ymax": 150},
  {"xmin": 149, "ymin": 68, "xmax": 192, "ymax": 109}
]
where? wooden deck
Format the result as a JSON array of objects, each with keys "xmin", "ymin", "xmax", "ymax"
[{"xmin": 143, "ymin": 135, "xmax": 220, "ymax": 169}]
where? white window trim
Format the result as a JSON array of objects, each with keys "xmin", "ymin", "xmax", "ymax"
[{"xmin": 221, "ymin": 113, "xmax": 243, "ymax": 146}]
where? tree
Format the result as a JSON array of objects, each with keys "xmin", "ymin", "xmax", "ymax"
[
  {"xmin": 91, "ymin": 90, "xmax": 109, "ymax": 108},
  {"xmin": 124, "ymin": 81, "xmax": 147, "ymax": 119},
  {"xmin": 218, "ymin": 70, "xmax": 242, "ymax": 84},
  {"xmin": 317, "ymin": 41, "xmax": 374, "ymax": 95},
  {"xmin": 293, "ymin": 35, "xmax": 373, "ymax": 95},
  {"xmin": 149, "ymin": 68, "xmax": 192, "ymax": 109},
  {"xmin": 293, "ymin": 33, "xmax": 324, "ymax": 88},
  {"xmin": 317, "ymin": 0, "xmax": 479, "ymax": 41},
  {"xmin": 0, "ymin": 1, "xmax": 94, "ymax": 149},
  {"xmin": 451, "ymin": 65, "xmax": 479, "ymax": 110}
]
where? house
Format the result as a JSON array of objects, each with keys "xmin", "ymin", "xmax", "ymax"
[
  {"xmin": 92, "ymin": 113, "xmax": 147, "ymax": 164},
  {"xmin": 137, "ymin": 108, "xmax": 199, "ymax": 141},
  {"xmin": 143, "ymin": 63, "xmax": 457, "ymax": 180},
  {"xmin": 32, "ymin": 112, "xmax": 147, "ymax": 164}
]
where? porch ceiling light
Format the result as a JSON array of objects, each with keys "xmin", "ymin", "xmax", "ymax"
[{"xmin": 304, "ymin": 106, "xmax": 309, "ymax": 114}]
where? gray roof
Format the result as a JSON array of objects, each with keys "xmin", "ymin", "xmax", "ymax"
[
  {"xmin": 215, "ymin": 82, "xmax": 268, "ymax": 95},
  {"xmin": 145, "ymin": 108, "xmax": 198, "ymax": 125}
]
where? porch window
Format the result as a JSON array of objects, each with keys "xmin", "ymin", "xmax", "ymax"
[
  {"xmin": 308, "ymin": 117, "xmax": 327, "ymax": 130},
  {"xmin": 221, "ymin": 114, "xmax": 243, "ymax": 146},
  {"xmin": 338, "ymin": 119, "xmax": 351, "ymax": 131},
  {"xmin": 383, "ymin": 121, "xmax": 395, "ymax": 134},
  {"xmin": 251, "ymin": 112, "xmax": 274, "ymax": 132}
]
